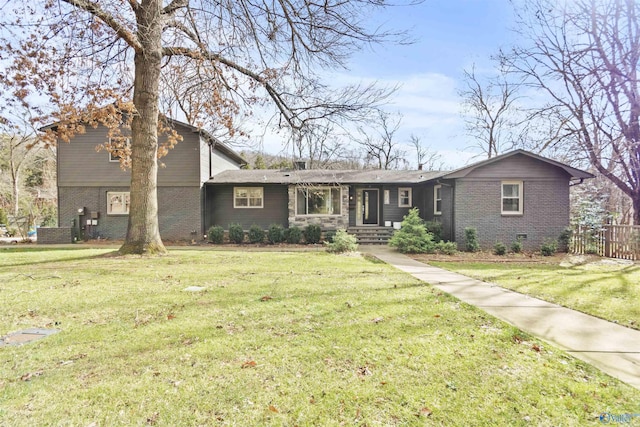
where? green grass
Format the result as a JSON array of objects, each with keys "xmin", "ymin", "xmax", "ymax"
[
  {"xmin": 0, "ymin": 248, "xmax": 639, "ymax": 426},
  {"xmin": 428, "ymin": 258, "xmax": 640, "ymax": 330}
]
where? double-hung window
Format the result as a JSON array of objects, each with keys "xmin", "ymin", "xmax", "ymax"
[
  {"xmin": 234, "ymin": 187, "xmax": 263, "ymax": 208},
  {"xmin": 296, "ymin": 187, "xmax": 341, "ymax": 215},
  {"xmin": 433, "ymin": 185, "xmax": 442, "ymax": 215},
  {"xmin": 398, "ymin": 187, "xmax": 412, "ymax": 208},
  {"xmin": 108, "ymin": 137, "xmax": 131, "ymax": 162},
  {"xmin": 502, "ymin": 181, "xmax": 523, "ymax": 215},
  {"xmin": 107, "ymin": 192, "xmax": 130, "ymax": 215}
]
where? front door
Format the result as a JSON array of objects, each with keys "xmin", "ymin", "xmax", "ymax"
[{"xmin": 362, "ymin": 189, "xmax": 379, "ymax": 225}]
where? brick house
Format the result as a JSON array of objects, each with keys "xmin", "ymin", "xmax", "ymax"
[
  {"xmin": 41, "ymin": 118, "xmax": 592, "ymax": 249},
  {"xmin": 41, "ymin": 118, "xmax": 245, "ymax": 243},
  {"xmin": 205, "ymin": 151, "xmax": 593, "ymax": 249}
]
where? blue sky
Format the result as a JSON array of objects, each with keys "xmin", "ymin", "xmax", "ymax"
[{"xmin": 262, "ymin": 0, "xmax": 519, "ymax": 169}]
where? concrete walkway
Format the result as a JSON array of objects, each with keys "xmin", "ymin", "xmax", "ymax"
[{"xmin": 364, "ymin": 245, "xmax": 640, "ymax": 390}]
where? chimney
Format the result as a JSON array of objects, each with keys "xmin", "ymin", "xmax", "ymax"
[
  {"xmin": 418, "ymin": 163, "xmax": 423, "ymax": 170},
  {"xmin": 294, "ymin": 161, "xmax": 307, "ymax": 170}
]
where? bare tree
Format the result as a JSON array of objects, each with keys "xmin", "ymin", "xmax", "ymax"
[
  {"xmin": 0, "ymin": 1, "xmax": 414, "ymax": 254},
  {"xmin": 409, "ymin": 134, "xmax": 443, "ymax": 170},
  {"xmin": 459, "ymin": 63, "xmax": 524, "ymax": 158},
  {"xmin": 504, "ymin": 0, "xmax": 640, "ymax": 224},
  {"xmin": 0, "ymin": 113, "xmax": 41, "ymax": 217},
  {"xmin": 292, "ymin": 124, "xmax": 349, "ymax": 170},
  {"xmin": 357, "ymin": 111, "xmax": 408, "ymax": 169}
]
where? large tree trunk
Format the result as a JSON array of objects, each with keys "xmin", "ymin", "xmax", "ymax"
[
  {"xmin": 119, "ymin": 1, "xmax": 167, "ymax": 255},
  {"xmin": 633, "ymin": 193, "xmax": 640, "ymax": 226}
]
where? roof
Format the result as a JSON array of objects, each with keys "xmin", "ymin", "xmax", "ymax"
[
  {"xmin": 40, "ymin": 116, "xmax": 246, "ymax": 166},
  {"xmin": 207, "ymin": 168, "xmax": 447, "ymax": 185},
  {"xmin": 207, "ymin": 149, "xmax": 595, "ymax": 185},
  {"xmin": 441, "ymin": 149, "xmax": 594, "ymax": 180}
]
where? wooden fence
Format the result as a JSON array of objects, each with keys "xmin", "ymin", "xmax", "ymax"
[{"xmin": 571, "ymin": 224, "xmax": 640, "ymax": 260}]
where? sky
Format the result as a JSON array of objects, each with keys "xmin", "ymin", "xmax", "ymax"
[{"xmin": 260, "ymin": 0, "xmax": 519, "ymax": 169}]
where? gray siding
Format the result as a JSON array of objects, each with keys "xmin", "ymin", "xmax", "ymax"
[
  {"xmin": 58, "ymin": 124, "xmax": 205, "ymax": 187},
  {"xmin": 209, "ymin": 146, "xmax": 242, "ymax": 178},
  {"xmin": 379, "ymin": 185, "xmax": 415, "ymax": 223},
  {"xmin": 58, "ymin": 186, "xmax": 202, "ymax": 241},
  {"xmin": 424, "ymin": 183, "xmax": 454, "ymax": 241},
  {"xmin": 205, "ymin": 184, "xmax": 289, "ymax": 230},
  {"xmin": 463, "ymin": 153, "xmax": 569, "ymax": 179},
  {"xmin": 453, "ymin": 178, "xmax": 569, "ymax": 250}
]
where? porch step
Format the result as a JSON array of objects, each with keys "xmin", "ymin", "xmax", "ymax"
[{"xmin": 348, "ymin": 227, "xmax": 395, "ymax": 245}]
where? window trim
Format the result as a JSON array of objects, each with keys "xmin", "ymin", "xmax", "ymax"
[
  {"xmin": 295, "ymin": 186, "xmax": 342, "ymax": 216},
  {"xmin": 433, "ymin": 184, "xmax": 442, "ymax": 215},
  {"xmin": 107, "ymin": 191, "xmax": 130, "ymax": 215},
  {"xmin": 233, "ymin": 187, "xmax": 264, "ymax": 209},
  {"xmin": 501, "ymin": 180, "xmax": 523, "ymax": 215},
  {"xmin": 398, "ymin": 187, "xmax": 412, "ymax": 208}
]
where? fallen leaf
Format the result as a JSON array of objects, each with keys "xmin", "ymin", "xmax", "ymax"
[
  {"xmin": 372, "ymin": 317, "xmax": 384, "ymax": 323},
  {"xmin": 260, "ymin": 296, "xmax": 273, "ymax": 301},
  {"xmin": 20, "ymin": 371, "xmax": 43, "ymax": 381},
  {"xmin": 241, "ymin": 360, "xmax": 257, "ymax": 368},
  {"xmin": 167, "ymin": 314, "xmax": 176, "ymax": 320},
  {"xmin": 268, "ymin": 405, "xmax": 279, "ymax": 413},
  {"xmin": 146, "ymin": 412, "xmax": 159, "ymax": 425},
  {"xmin": 357, "ymin": 366, "xmax": 372, "ymax": 376},
  {"xmin": 512, "ymin": 334, "xmax": 523, "ymax": 344},
  {"xmin": 433, "ymin": 314, "xmax": 441, "ymax": 318},
  {"xmin": 532, "ymin": 344, "xmax": 541, "ymax": 352},
  {"xmin": 417, "ymin": 407, "xmax": 432, "ymax": 417}
]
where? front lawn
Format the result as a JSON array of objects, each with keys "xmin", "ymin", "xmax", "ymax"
[
  {"xmin": 425, "ymin": 255, "xmax": 640, "ymax": 330},
  {"xmin": 0, "ymin": 248, "xmax": 638, "ymax": 426}
]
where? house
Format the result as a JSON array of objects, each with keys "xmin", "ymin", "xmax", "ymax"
[
  {"xmin": 39, "ymin": 118, "xmax": 245, "ymax": 243},
  {"xmin": 40, "ymin": 117, "xmax": 593, "ymax": 249},
  {"xmin": 205, "ymin": 151, "xmax": 593, "ymax": 249}
]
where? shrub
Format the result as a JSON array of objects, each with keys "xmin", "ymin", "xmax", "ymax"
[
  {"xmin": 540, "ymin": 238, "xmax": 558, "ymax": 256},
  {"xmin": 435, "ymin": 241, "xmax": 457, "ymax": 255},
  {"xmin": 326, "ymin": 229, "xmax": 358, "ymax": 253},
  {"xmin": 304, "ymin": 224, "xmax": 322, "ymax": 244},
  {"xmin": 511, "ymin": 238, "xmax": 523, "ymax": 254},
  {"xmin": 464, "ymin": 227, "xmax": 480, "ymax": 252},
  {"xmin": 285, "ymin": 226, "xmax": 302, "ymax": 244},
  {"xmin": 324, "ymin": 230, "xmax": 337, "ymax": 243},
  {"xmin": 388, "ymin": 207, "xmax": 436, "ymax": 254},
  {"xmin": 207, "ymin": 225, "xmax": 225, "ymax": 244},
  {"xmin": 0, "ymin": 208, "xmax": 7, "ymax": 225},
  {"xmin": 228, "ymin": 223, "xmax": 245, "ymax": 244},
  {"xmin": 267, "ymin": 224, "xmax": 285, "ymax": 244},
  {"xmin": 558, "ymin": 227, "xmax": 572, "ymax": 252},
  {"xmin": 248, "ymin": 224, "xmax": 265, "ymax": 244},
  {"xmin": 424, "ymin": 221, "xmax": 443, "ymax": 242},
  {"xmin": 493, "ymin": 241, "xmax": 507, "ymax": 256}
]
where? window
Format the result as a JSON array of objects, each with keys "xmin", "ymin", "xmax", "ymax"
[
  {"xmin": 434, "ymin": 185, "xmax": 442, "ymax": 215},
  {"xmin": 502, "ymin": 181, "xmax": 523, "ymax": 215},
  {"xmin": 109, "ymin": 137, "xmax": 131, "ymax": 162},
  {"xmin": 296, "ymin": 187, "xmax": 341, "ymax": 215},
  {"xmin": 398, "ymin": 187, "xmax": 412, "ymax": 207},
  {"xmin": 234, "ymin": 187, "xmax": 263, "ymax": 208},
  {"xmin": 107, "ymin": 192, "xmax": 130, "ymax": 215},
  {"xmin": 384, "ymin": 189, "xmax": 390, "ymax": 205}
]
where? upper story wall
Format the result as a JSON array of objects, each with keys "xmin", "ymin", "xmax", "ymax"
[{"xmin": 58, "ymin": 123, "xmax": 240, "ymax": 187}]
